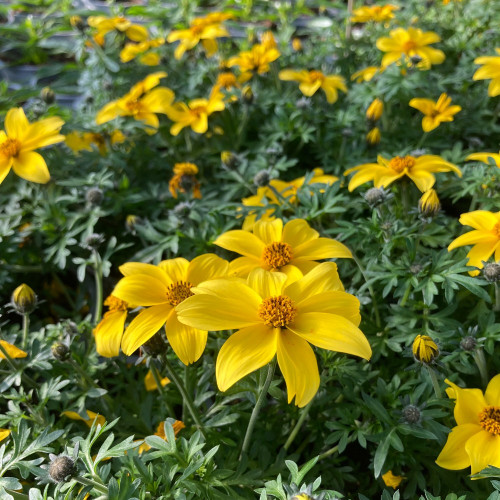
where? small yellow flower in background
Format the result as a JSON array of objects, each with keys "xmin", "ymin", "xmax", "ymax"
[
  {"xmin": 466, "ymin": 150, "xmax": 500, "ymax": 168},
  {"xmin": 120, "ymin": 37, "xmax": 165, "ymax": 66},
  {"xmin": 88, "ymin": 16, "xmax": 148, "ymax": 46},
  {"xmin": 138, "ymin": 420, "xmax": 185, "ymax": 454},
  {"xmin": 0, "ymin": 108, "xmax": 64, "ymax": 185},
  {"xmin": 443, "ymin": 0, "xmax": 462, "ymax": 4},
  {"xmin": 94, "ymin": 295, "xmax": 129, "ymax": 357},
  {"xmin": 62, "ymin": 410, "xmax": 106, "ymax": 428},
  {"xmin": 376, "ymin": 27, "xmax": 445, "ymax": 70},
  {"xmin": 112, "ymin": 254, "xmax": 229, "ymax": 362},
  {"xmin": 366, "ymin": 98, "xmax": 384, "ymax": 121},
  {"xmin": 0, "ymin": 429, "xmax": 10, "ymax": 441},
  {"xmin": 96, "ymin": 72, "xmax": 174, "ymax": 133},
  {"xmin": 144, "ymin": 370, "xmax": 170, "ymax": 391},
  {"xmin": 169, "ymin": 162, "xmax": 202, "ymax": 199},
  {"xmin": 351, "ymin": 66, "xmax": 381, "ymax": 83},
  {"xmin": 436, "ymin": 375, "xmax": 500, "ymax": 475},
  {"xmin": 292, "ymin": 37, "xmax": 302, "ymax": 51},
  {"xmin": 344, "ymin": 154, "xmax": 461, "ymax": 192},
  {"xmin": 473, "ymin": 48, "xmax": 500, "ymax": 97},
  {"xmin": 409, "ymin": 93, "xmax": 461, "ymax": 132},
  {"xmin": 214, "ymin": 218, "xmax": 352, "ymax": 277},
  {"xmin": 227, "ymin": 42, "xmax": 280, "ymax": 82},
  {"xmin": 166, "ymin": 88, "xmax": 225, "ymax": 136},
  {"xmin": 351, "ymin": 5, "xmax": 399, "ymax": 23},
  {"xmin": 65, "ymin": 130, "xmax": 125, "ymax": 156},
  {"xmin": 278, "ymin": 69, "xmax": 347, "ymax": 104},
  {"xmin": 448, "ymin": 210, "xmax": 500, "ymax": 275},
  {"xmin": 214, "ymin": 72, "xmax": 240, "ymax": 92},
  {"xmin": 177, "ymin": 264, "xmax": 371, "ymax": 407},
  {"xmin": 412, "ymin": 334, "xmax": 439, "ymax": 363},
  {"xmin": 419, "ymin": 189, "xmax": 440, "ymax": 217},
  {"xmin": 0, "ymin": 340, "xmax": 27, "ymax": 360},
  {"xmin": 12, "ymin": 283, "xmax": 37, "ymax": 314},
  {"xmin": 261, "ymin": 31, "xmax": 277, "ymax": 50},
  {"xmin": 167, "ymin": 12, "xmax": 232, "ymax": 60},
  {"xmin": 366, "ymin": 127, "xmax": 381, "ymax": 145},
  {"xmin": 382, "ymin": 470, "xmax": 404, "ymax": 488}
]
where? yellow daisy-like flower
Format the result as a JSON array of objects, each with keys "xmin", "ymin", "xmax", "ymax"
[
  {"xmin": 96, "ymin": 72, "xmax": 174, "ymax": 133},
  {"xmin": 278, "ymin": 69, "xmax": 347, "ymax": 104},
  {"xmin": 166, "ymin": 88, "xmax": 225, "ymax": 136},
  {"xmin": 409, "ymin": 93, "xmax": 461, "ymax": 132},
  {"xmin": 0, "ymin": 340, "xmax": 27, "ymax": 360},
  {"xmin": 112, "ymin": 254, "xmax": 229, "ymax": 363},
  {"xmin": 227, "ymin": 43, "xmax": 280, "ymax": 83},
  {"xmin": 351, "ymin": 5, "xmax": 399, "ymax": 23},
  {"xmin": 169, "ymin": 162, "xmax": 202, "ymax": 199},
  {"xmin": 144, "ymin": 369, "xmax": 170, "ymax": 391},
  {"xmin": 138, "ymin": 420, "xmax": 185, "ymax": 454},
  {"xmin": 382, "ymin": 470, "xmax": 404, "ymax": 488},
  {"xmin": 436, "ymin": 375, "xmax": 500, "ymax": 475},
  {"xmin": 473, "ymin": 49, "xmax": 500, "ymax": 97},
  {"xmin": 351, "ymin": 66, "xmax": 381, "ymax": 83},
  {"xmin": 376, "ymin": 27, "xmax": 445, "ymax": 70},
  {"xmin": 120, "ymin": 37, "xmax": 165, "ymax": 65},
  {"xmin": 62, "ymin": 410, "xmax": 106, "ymax": 428},
  {"xmin": 177, "ymin": 264, "xmax": 371, "ymax": 407},
  {"xmin": 344, "ymin": 154, "xmax": 462, "ymax": 192},
  {"xmin": 214, "ymin": 218, "xmax": 352, "ymax": 277},
  {"xmin": 88, "ymin": 16, "xmax": 148, "ymax": 46},
  {"xmin": 466, "ymin": 151, "xmax": 500, "ymax": 168},
  {"xmin": 94, "ymin": 295, "xmax": 129, "ymax": 357},
  {"xmin": 0, "ymin": 108, "xmax": 64, "ymax": 185},
  {"xmin": 448, "ymin": 211, "xmax": 500, "ymax": 274}
]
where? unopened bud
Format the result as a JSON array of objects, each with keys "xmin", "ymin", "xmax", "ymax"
[
  {"xmin": 402, "ymin": 404, "xmax": 421, "ymax": 424},
  {"xmin": 366, "ymin": 127, "xmax": 381, "ymax": 145},
  {"xmin": 253, "ymin": 170, "xmax": 270, "ymax": 187},
  {"xmin": 70, "ymin": 15, "xmax": 85, "ymax": 31},
  {"xmin": 241, "ymin": 85, "xmax": 254, "ymax": 104},
  {"xmin": 12, "ymin": 284, "xmax": 37, "ymax": 314},
  {"xmin": 221, "ymin": 151, "xmax": 238, "ymax": 169},
  {"xmin": 49, "ymin": 455, "xmax": 76, "ymax": 483},
  {"xmin": 483, "ymin": 262, "xmax": 500, "ymax": 282},
  {"xmin": 418, "ymin": 189, "xmax": 440, "ymax": 217},
  {"xmin": 84, "ymin": 233, "xmax": 104, "ymax": 250},
  {"xmin": 412, "ymin": 334, "xmax": 439, "ymax": 363},
  {"xmin": 292, "ymin": 37, "xmax": 302, "ymax": 51},
  {"xmin": 51, "ymin": 342, "xmax": 70, "ymax": 361},
  {"xmin": 366, "ymin": 98, "xmax": 383, "ymax": 121},
  {"xmin": 141, "ymin": 331, "xmax": 168, "ymax": 357},
  {"xmin": 460, "ymin": 336, "xmax": 477, "ymax": 351},
  {"xmin": 364, "ymin": 187, "xmax": 386, "ymax": 207},
  {"xmin": 85, "ymin": 187, "xmax": 104, "ymax": 206},
  {"xmin": 40, "ymin": 87, "xmax": 55, "ymax": 104},
  {"xmin": 290, "ymin": 495, "xmax": 315, "ymax": 500}
]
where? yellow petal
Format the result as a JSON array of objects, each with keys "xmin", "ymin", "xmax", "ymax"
[
  {"xmin": 405, "ymin": 169, "xmax": 436, "ymax": 192},
  {"xmin": 186, "ymin": 253, "xmax": 229, "ymax": 285},
  {"xmin": 277, "ymin": 329, "xmax": 319, "ymax": 407},
  {"xmin": 94, "ymin": 310, "xmax": 127, "ymax": 357},
  {"xmin": 113, "ymin": 275, "xmax": 169, "ymax": 306},
  {"xmin": 0, "ymin": 157, "xmax": 12, "ymax": 185},
  {"xmin": 22, "ymin": 117, "xmax": 64, "ymax": 151},
  {"xmin": 459, "ymin": 211, "xmax": 500, "ymax": 231},
  {"xmin": 445, "ymin": 379, "xmax": 487, "ymax": 425},
  {"xmin": 466, "ymin": 152, "xmax": 500, "ymax": 166},
  {"xmin": 465, "ymin": 241, "xmax": 498, "ymax": 269},
  {"xmin": 485, "ymin": 374, "xmax": 500, "ymax": 406},
  {"xmin": 158, "ymin": 258, "xmax": 189, "ymax": 283},
  {"xmin": 465, "ymin": 430, "xmax": 500, "ymax": 475},
  {"xmin": 436, "ymin": 423, "xmax": 481, "ymax": 470},
  {"xmin": 166, "ymin": 312, "xmax": 207, "ymax": 365},
  {"xmin": 214, "ymin": 229, "xmax": 266, "ymax": 258},
  {"xmin": 0, "ymin": 340, "xmax": 27, "ymax": 359},
  {"xmin": 96, "ymin": 101, "xmax": 121, "ymax": 125},
  {"xmin": 296, "ymin": 291, "xmax": 361, "ymax": 326},
  {"xmin": 292, "ymin": 237, "xmax": 352, "ymax": 260},
  {"xmin": 216, "ymin": 324, "xmax": 277, "ymax": 391},
  {"xmin": 409, "ymin": 98, "xmax": 435, "ymax": 115},
  {"xmin": 253, "ymin": 219, "xmax": 283, "ymax": 245},
  {"xmin": 448, "ymin": 230, "xmax": 497, "ymax": 251},
  {"xmin": 119, "ymin": 262, "xmax": 169, "ymax": 280},
  {"xmin": 282, "ymin": 219, "xmax": 319, "ymax": 247},
  {"xmin": 0, "ymin": 429, "xmax": 10, "ymax": 441},
  {"xmin": 246, "ymin": 268, "xmax": 288, "ymax": 299},
  {"xmin": 144, "ymin": 370, "xmax": 170, "ymax": 391},
  {"xmin": 5, "ymin": 108, "xmax": 29, "ymax": 141},
  {"xmin": 228, "ymin": 256, "xmax": 261, "ymax": 276},
  {"xmin": 12, "ymin": 151, "xmax": 50, "ymax": 184}
]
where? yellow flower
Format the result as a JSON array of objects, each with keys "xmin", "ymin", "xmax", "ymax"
[
  {"xmin": 166, "ymin": 88, "xmax": 225, "ymax": 136},
  {"xmin": 96, "ymin": 72, "xmax": 174, "ymax": 133},
  {"xmin": 419, "ymin": 189, "xmax": 440, "ymax": 217},
  {"xmin": 351, "ymin": 66, "xmax": 381, "ymax": 82},
  {"xmin": 120, "ymin": 37, "xmax": 165, "ymax": 65},
  {"xmin": 214, "ymin": 218, "xmax": 352, "ymax": 277},
  {"xmin": 292, "ymin": 38, "xmax": 302, "ymax": 51},
  {"xmin": 214, "ymin": 72, "xmax": 240, "ymax": 91},
  {"xmin": 0, "ymin": 340, "xmax": 27, "ymax": 360},
  {"xmin": 473, "ymin": 49, "xmax": 500, "ymax": 97},
  {"xmin": 112, "ymin": 254, "xmax": 229, "ymax": 362},
  {"xmin": 65, "ymin": 130, "xmax": 124, "ymax": 156},
  {"xmin": 382, "ymin": 470, "xmax": 404, "ymax": 488},
  {"xmin": 138, "ymin": 420, "xmax": 185, "ymax": 454},
  {"xmin": 0, "ymin": 108, "xmax": 64, "ymax": 185},
  {"xmin": 436, "ymin": 375, "xmax": 500, "ymax": 475},
  {"xmin": 227, "ymin": 43, "xmax": 280, "ymax": 82},
  {"xmin": 144, "ymin": 370, "xmax": 170, "ymax": 391},
  {"xmin": 366, "ymin": 127, "xmax": 381, "ymax": 145},
  {"xmin": 344, "ymin": 154, "xmax": 461, "ymax": 192},
  {"xmin": 62, "ymin": 410, "xmax": 106, "ymax": 428},
  {"xmin": 366, "ymin": 98, "xmax": 384, "ymax": 121},
  {"xmin": 0, "ymin": 429, "xmax": 10, "ymax": 442},
  {"xmin": 94, "ymin": 295, "xmax": 129, "ymax": 357},
  {"xmin": 466, "ymin": 151, "xmax": 500, "ymax": 168},
  {"xmin": 376, "ymin": 27, "xmax": 445, "ymax": 69},
  {"xmin": 88, "ymin": 16, "xmax": 148, "ymax": 46},
  {"xmin": 409, "ymin": 93, "xmax": 461, "ymax": 132},
  {"xmin": 412, "ymin": 334, "xmax": 439, "ymax": 363},
  {"xmin": 278, "ymin": 70, "xmax": 347, "ymax": 104},
  {"xmin": 176, "ymin": 264, "xmax": 371, "ymax": 407},
  {"xmin": 351, "ymin": 5, "xmax": 399, "ymax": 23},
  {"xmin": 448, "ymin": 211, "xmax": 500, "ymax": 274},
  {"xmin": 169, "ymin": 162, "xmax": 201, "ymax": 199}
]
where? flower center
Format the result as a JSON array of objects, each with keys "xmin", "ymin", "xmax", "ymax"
[
  {"xmin": 0, "ymin": 138, "xmax": 21, "ymax": 158},
  {"xmin": 493, "ymin": 222, "xmax": 500, "ymax": 238},
  {"xmin": 309, "ymin": 70, "xmax": 324, "ymax": 82},
  {"xmin": 389, "ymin": 155, "xmax": 416, "ymax": 173},
  {"xmin": 262, "ymin": 241, "xmax": 293, "ymax": 269},
  {"xmin": 258, "ymin": 295, "xmax": 297, "ymax": 328},
  {"xmin": 166, "ymin": 281, "xmax": 194, "ymax": 306},
  {"xmin": 403, "ymin": 40, "xmax": 418, "ymax": 53},
  {"xmin": 479, "ymin": 406, "xmax": 500, "ymax": 435},
  {"xmin": 190, "ymin": 106, "xmax": 207, "ymax": 117},
  {"xmin": 104, "ymin": 295, "xmax": 128, "ymax": 313},
  {"xmin": 125, "ymin": 100, "xmax": 142, "ymax": 114}
]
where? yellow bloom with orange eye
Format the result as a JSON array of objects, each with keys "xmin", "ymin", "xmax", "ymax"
[
  {"xmin": 409, "ymin": 93, "xmax": 461, "ymax": 132},
  {"xmin": 466, "ymin": 151, "xmax": 500, "ymax": 168},
  {"xmin": 96, "ymin": 72, "xmax": 174, "ymax": 133},
  {"xmin": 0, "ymin": 107, "xmax": 64, "ymax": 185},
  {"xmin": 62, "ymin": 410, "xmax": 106, "ymax": 428},
  {"xmin": 473, "ymin": 49, "xmax": 500, "ymax": 97},
  {"xmin": 176, "ymin": 264, "xmax": 371, "ymax": 408},
  {"xmin": 214, "ymin": 72, "xmax": 240, "ymax": 91},
  {"xmin": 144, "ymin": 370, "xmax": 170, "ymax": 391},
  {"xmin": 382, "ymin": 470, "xmax": 404, "ymax": 488},
  {"xmin": 412, "ymin": 334, "xmax": 439, "ymax": 363},
  {"xmin": 351, "ymin": 66, "xmax": 381, "ymax": 83},
  {"xmin": 166, "ymin": 88, "xmax": 225, "ymax": 136},
  {"xmin": 227, "ymin": 43, "xmax": 280, "ymax": 83},
  {"xmin": 169, "ymin": 162, "xmax": 201, "ymax": 199},
  {"xmin": 278, "ymin": 69, "xmax": 347, "ymax": 104},
  {"xmin": 366, "ymin": 127, "xmax": 381, "ymax": 145},
  {"xmin": 111, "ymin": 254, "xmax": 229, "ymax": 363},
  {"xmin": 366, "ymin": 98, "xmax": 384, "ymax": 121},
  {"xmin": 376, "ymin": 27, "xmax": 445, "ymax": 70},
  {"xmin": 88, "ymin": 16, "xmax": 148, "ymax": 46},
  {"xmin": 436, "ymin": 375, "xmax": 500, "ymax": 475},
  {"xmin": 448, "ymin": 211, "xmax": 500, "ymax": 275},
  {"xmin": 138, "ymin": 420, "xmax": 185, "ymax": 454},
  {"xmin": 214, "ymin": 218, "xmax": 352, "ymax": 277},
  {"xmin": 0, "ymin": 340, "xmax": 27, "ymax": 360},
  {"xmin": 94, "ymin": 295, "xmax": 129, "ymax": 357},
  {"xmin": 419, "ymin": 189, "xmax": 440, "ymax": 217},
  {"xmin": 344, "ymin": 154, "xmax": 462, "ymax": 193},
  {"xmin": 351, "ymin": 4, "xmax": 399, "ymax": 23}
]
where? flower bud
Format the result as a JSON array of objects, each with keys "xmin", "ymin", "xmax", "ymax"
[
  {"xmin": 364, "ymin": 187, "xmax": 386, "ymax": 207},
  {"xmin": 292, "ymin": 37, "xmax": 302, "ymax": 51},
  {"xmin": 85, "ymin": 187, "xmax": 104, "ymax": 206},
  {"xmin": 412, "ymin": 334, "xmax": 439, "ymax": 363},
  {"xmin": 483, "ymin": 262, "xmax": 500, "ymax": 282},
  {"xmin": 253, "ymin": 170, "xmax": 270, "ymax": 187},
  {"xmin": 460, "ymin": 336, "xmax": 477, "ymax": 351},
  {"xmin": 12, "ymin": 284, "xmax": 37, "ymax": 315},
  {"xmin": 290, "ymin": 495, "xmax": 314, "ymax": 500},
  {"xmin": 70, "ymin": 15, "xmax": 85, "ymax": 31},
  {"xmin": 84, "ymin": 233, "xmax": 104, "ymax": 250},
  {"xmin": 40, "ymin": 87, "xmax": 55, "ymax": 104},
  {"xmin": 221, "ymin": 151, "xmax": 238, "ymax": 169},
  {"xmin": 418, "ymin": 189, "xmax": 440, "ymax": 217},
  {"xmin": 366, "ymin": 98, "xmax": 383, "ymax": 121},
  {"xmin": 141, "ymin": 331, "xmax": 168, "ymax": 357},
  {"xmin": 51, "ymin": 342, "xmax": 70, "ymax": 361},
  {"xmin": 241, "ymin": 85, "xmax": 254, "ymax": 105},
  {"xmin": 49, "ymin": 455, "xmax": 76, "ymax": 483},
  {"xmin": 125, "ymin": 215, "xmax": 141, "ymax": 233},
  {"xmin": 173, "ymin": 201, "xmax": 193, "ymax": 218},
  {"xmin": 366, "ymin": 127, "xmax": 381, "ymax": 145},
  {"xmin": 402, "ymin": 404, "xmax": 421, "ymax": 424}
]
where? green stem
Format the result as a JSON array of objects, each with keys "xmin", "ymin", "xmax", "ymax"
[
  {"xmin": 283, "ymin": 401, "xmax": 312, "ymax": 451},
  {"xmin": 22, "ymin": 314, "xmax": 29, "ymax": 350},
  {"xmin": 150, "ymin": 361, "xmax": 175, "ymax": 417},
  {"xmin": 351, "ymin": 251, "xmax": 381, "ymax": 327},
  {"xmin": 240, "ymin": 358, "xmax": 277, "ymax": 459},
  {"xmin": 494, "ymin": 283, "xmax": 500, "ymax": 312},
  {"xmin": 74, "ymin": 476, "xmax": 109, "ymax": 494},
  {"xmin": 345, "ymin": 0, "xmax": 353, "ymax": 39},
  {"xmin": 316, "ymin": 434, "xmax": 356, "ymax": 462},
  {"xmin": 5, "ymin": 490, "xmax": 29, "ymax": 500},
  {"xmin": 426, "ymin": 365, "xmax": 442, "ymax": 399},
  {"xmin": 161, "ymin": 355, "xmax": 205, "ymax": 436},
  {"xmin": 416, "ymin": 132, "xmax": 428, "ymax": 148},
  {"xmin": 400, "ymin": 282, "xmax": 412, "ymax": 307},
  {"xmin": 473, "ymin": 347, "xmax": 488, "ymax": 389},
  {"xmin": 93, "ymin": 250, "xmax": 103, "ymax": 324}
]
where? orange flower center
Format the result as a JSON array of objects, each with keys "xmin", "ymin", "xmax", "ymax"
[
  {"xmin": 479, "ymin": 406, "xmax": 500, "ymax": 435},
  {"xmin": 104, "ymin": 295, "xmax": 128, "ymax": 312},
  {"xmin": 258, "ymin": 295, "xmax": 297, "ymax": 328},
  {"xmin": 189, "ymin": 105, "xmax": 207, "ymax": 118},
  {"xmin": 309, "ymin": 70, "xmax": 325, "ymax": 82},
  {"xmin": 125, "ymin": 100, "xmax": 142, "ymax": 114},
  {"xmin": 403, "ymin": 40, "xmax": 418, "ymax": 53},
  {"xmin": 262, "ymin": 241, "xmax": 293, "ymax": 269},
  {"xmin": 166, "ymin": 281, "xmax": 194, "ymax": 306},
  {"xmin": 389, "ymin": 155, "xmax": 416, "ymax": 173},
  {"xmin": 493, "ymin": 222, "xmax": 500, "ymax": 238},
  {"xmin": 0, "ymin": 138, "xmax": 21, "ymax": 158}
]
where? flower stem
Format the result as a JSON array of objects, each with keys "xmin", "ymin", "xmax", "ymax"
[
  {"xmin": 345, "ymin": 0, "xmax": 353, "ymax": 39},
  {"xmin": 426, "ymin": 365, "xmax": 442, "ymax": 399},
  {"xmin": 93, "ymin": 250, "xmax": 103, "ymax": 324},
  {"xmin": 74, "ymin": 476, "xmax": 108, "ymax": 494},
  {"xmin": 161, "ymin": 355, "xmax": 205, "ymax": 436},
  {"xmin": 283, "ymin": 401, "xmax": 312, "ymax": 451},
  {"xmin": 150, "ymin": 361, "xmax": 175, "ymax": 417},
  {"xmin": 494, "ymin": 282, "xmax": 500, "ymax": 312},
  {"xmin": 473, "ymin": 347, "xmax": 488, "ymax": 389},
  {"xmin": 416, "ymin": 132, "xmax": 428, "ymax": 148},
  {"xmin": 400, "ymin": 282, "xmax": 412, "ymax": 307},
  {"xmin": 240, "ymin": 358, "xmax": 277, "ymax": 460},
  {"xmin": 316, "ymin": 434, "xmax": 356, "ymax": 462},
  {"xmin": 21, "ymin": 314, "xmax": 30, "ymax": 350}
]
